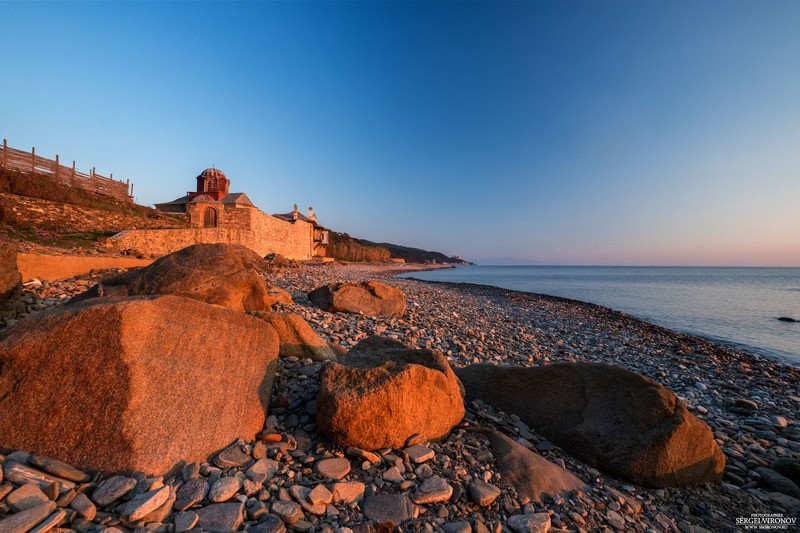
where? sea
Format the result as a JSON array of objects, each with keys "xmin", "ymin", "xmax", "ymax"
[{"xmin": 397, "ymin": 266, "xmax": 800, "ymax": 367}]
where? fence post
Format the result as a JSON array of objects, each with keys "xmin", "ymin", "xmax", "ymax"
[
  {"xmin": 71, "ymin": 161, "xmax": 76, "ymax": 186},
  {"xmin": 55, "ymin": 154, "xmax": 59, "ymax": 180},
  {"xmin": 31, "ymin": 147, "xmax": 35, "ymax": 172},
  {"xmin": 2, "ymin": 139, "xmax": 6, "ymax": 166}
]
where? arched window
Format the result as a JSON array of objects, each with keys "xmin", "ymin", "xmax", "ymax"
[{"xmin": 203, "ymin": 207, "xmax": 218, "ymax": 228}]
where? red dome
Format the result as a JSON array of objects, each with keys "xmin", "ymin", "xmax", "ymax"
[{"xmin": 195, "ymin": 168, "xmax": 230, "ymax": 196}]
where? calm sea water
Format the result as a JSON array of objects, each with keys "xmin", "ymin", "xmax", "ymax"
[{"xmin": 398, "ymin": 266, "xmax": 800, "ymax": 366}]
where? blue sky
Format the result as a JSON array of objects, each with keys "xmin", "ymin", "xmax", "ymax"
[{"xmin": 2, "ymin": 1, "xmax": 799, "ymax": 265}]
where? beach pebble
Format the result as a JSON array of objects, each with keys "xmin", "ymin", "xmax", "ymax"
[
  {"xmin": 175, "ymin": 510, "xmax": 199, "ymax": 532},
  {"xmin": 315, "ymin": 458, "xmax": 351, "ymax": 480},
  {"xmin": 405, "ymin": 444, "xmax": 435, "ymax": 463},
  {"xmin": 92, "ymin": 475, "xmax": 137, "ymax": 507},
  {"xmin": 507, "ymin": 512, "xmax": 551, "ymax": 533},
  {"xmin": 69, "ymin": 492, "xmax": 97, "ymax": 520},
  {"xmin": 208, "ymin": 476, "xmax": 240, "ymax": 502},
  {"xmin": 271, "ymin": 500, "xmax": 304, "ymax": 524},
  {"xmin": 470, "ymin": 479, "xmax": 501, "ymax": 507},
  {"xmin": 6, "ymin": 483, "xmax": 49, "ymax": 512},
  {"xmin": 411, "ymin": 475, "xmax": 453, "ymax": 504}
]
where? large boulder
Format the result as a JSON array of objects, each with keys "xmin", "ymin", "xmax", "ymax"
[
  {"xmin": 71, "ymin": 244, "xmax": 273, "ymax": 312},
  {"xmin": 0, "ymin": 243, "xmax": 22, "ymax": 307},
  {"xmin": 253, "ymin": 312, "xmax": 337, "ymax": 361},
  {"xmin": 266, "ymin": 286, "xmax": 294, "ymax": 307},
  {"xmin": 308, "ymin": 281, "xmax": 405, "ymax": 317},
  {"xmin": 456, "ymin": 363, "xmax": 724, "ymax": 487},
  {"xmin": 0, "ymin": 295, "xmax": 279, "ymax": 474},
  {"xmin": 316, "ymin": 336, "xmax": 464, "ymax": 450},
  {"xmin": 483, "ymin": 430, "xmax": 586, "ymax": 503}
]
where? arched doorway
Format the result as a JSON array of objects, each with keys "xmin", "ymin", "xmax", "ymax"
[{"xmin": 203, "ymin": 207, "xmax": 218, "ymax": 228}]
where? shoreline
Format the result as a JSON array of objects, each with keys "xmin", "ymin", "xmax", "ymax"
[
  {"xmin": 395, "ymin": 268, "xmax": 800, "ymax": 369},
  {"xmin": 280, "ymin": 263, "xmax": 800, "ymax": 529},
  {"xmin": 2, "ymin": 261, "xmax": 799, "ymax": 532}
]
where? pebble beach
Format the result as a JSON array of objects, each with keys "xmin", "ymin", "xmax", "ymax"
[{"xmin": 2, "ymin": 261, "xmax": 799, "ymax": 533}]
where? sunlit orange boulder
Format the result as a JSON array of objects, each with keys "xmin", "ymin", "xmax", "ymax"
[
  {"xmin": 71, "ymin": 243, "xmax": 273, "ymax": 312},
  {"xmin": 317, "ymin": 336, "xmax": 464, "ymax": 450},
  {"xmin": 308, "ymin": 281, "xmax": 405, "ymax": 317},
  {"xmin": 0, "ymin": 295, "xmax": 278, "ymax": 474},
  {"xmin": 0, "ymin": 243, "xmax": 21, "ymax": 306},
  {"xmin": 254, "ymin": 311, "xmax": 337, "ymax": 361}
]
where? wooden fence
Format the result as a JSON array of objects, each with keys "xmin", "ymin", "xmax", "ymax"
[{"xmin": 1, "ymin": 139, "xmax": 134, "ymax": 203}]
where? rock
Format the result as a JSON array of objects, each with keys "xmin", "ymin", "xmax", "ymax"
[
  {"xmin": 777, "ymin": 316, "xmax": 797, "ymax": 322},
  {"xmin": 331, "ymin": 482, "xmax": 365, "ymax": 505},
  {"xmin": 0, "ymin": 243, "xmax": 21, "ymax": 308},
  {"xmin": 174, "ymin": 510, "xmax": 199, "ymax": 532},
  {"xmin": 92, "ymin": 475, "xmax": 137, "ymax": 507},
  {"xmin": 442, "ymin": 521, "xmax": 472, "ymax": 533},
  {"xmin": 507, "ymin": 513, "xmax": 551, "ymax": 533},
  {"xmin": 0, "ymin": 500, "xmax": 56, "ymax": 533},
  {"xmin": 68, "ymin": 493, "xmax": 96, "ymax": 520},
  {"xmin": 755, "ymin": 467, "xmax": 800, "ymax": 498},
  {"xmin": 469, "ymin": 479, "xmax": 501, "ymax": 507},
  {"xmin": 289, "ymin": 485, "xmax": 326, "ymax": 515},
  {"xmin": 143, "ymin": 486, "xmax": 175, "ymax": 524},
  {"xmin": 267, "ymin": 286, "xmax": 294, "ymax": 307},
  {"xmin": 308, "ymin": 484, "xmax": 333, "ymax": 506},
  {"xmin": 195, "ymin": 502, "xmax": 245, "ymax": 532},
  {"xmin": 255, "ymin": 312, "xmax": 337, "ymax": 361},
  {"xmin": 383, "ymin": 466, "xmax": 404, "ymax": 483},
  {"xmin": 361, "ymin": 493, "xmax": 418, "ymax": 524},
  {"xmin": 6, "ymin": 483, "xmax": 50, "ymax": 512},
  {"xmin": 606, "ymin": 510, "xmax": 626, "ymax": 529},
  {"xmin": 214, "ymin": 444, "xmax": 251, "ymax": 469},
  {"xmin": 456, "ymin": 363, "xmax": 725, "ymax": 487},
  {"xmin": 735, "ymin": 398, "xmax": 759, "ymax": 411},
  {"xmin": 483, "ymin": 430, "xmax": 586, "ymax": 503},
  {"xmin": 771, "ymin": 458, "xmax": 800, "ymax": 486},
  {"xmin": 317, "ymin": 336, "xmax": 465, "ymax": 450},
  {"xmin": 29, "ymin": 455, "xmax": 89, "ymax": 483},
  {"xmin": 411, "ymin": 475, "xmax": 453, "ymax": 504},
  {"xmin": 247, "ymin": 458, "xmax": 280, "ymax": 484},
  {"xmin": 767, "ymin": 492, "xmax": 800, "ymax": 512},
  {"xmin": 250, "ymin": 514, "xmax": 287, "ymax": 533},
  {"xmin": 308, "ymin": 281, "xmax": 406, "ymax": 317},
  {"xmin": 271, "ymin": 500, "xmax": 304, "ymax": 525},
  {"xmin": 26, "ymin": 508, "xmax": 66, "ymax": 533},
  {"xmin": 2, "ymin": 463, "xmax": 75, "ymax": 492},
  {"xmin": 345, "ymin": 447, "xmax": 381, "ymax": 464},
  {"xmin": 405, "ymin": 444, "xmax": 435, "ymax": 464},
  {"xmin": 118, "ymin": 485, "xmax": 170, "ymax": 522},
  {"xmin": 71, "ymin": 243, "xmax": 274, "ymax": 312},
  {"xmin": 208, "ymin": 476, "xmax": 241, "ymax": 502},
  {"xmin": 0, "ymin": 295, "xmax": 279, "ymax": 474},
  {"xmin": 314, "ymin": 458, "xmax": 351, "ymax": 480}
]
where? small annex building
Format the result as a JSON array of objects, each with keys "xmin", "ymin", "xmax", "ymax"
[{"xmin": 109, "ymin": 168, "xmax": 329, "ymax": 260}]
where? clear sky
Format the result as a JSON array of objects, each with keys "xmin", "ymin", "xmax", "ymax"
[{"xmin": 2, "ymin": 1, "xmax": 799, "ymax": 266}]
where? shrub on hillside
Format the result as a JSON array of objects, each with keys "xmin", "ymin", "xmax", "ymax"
[
  {"xmin": 0, "ymin": 167, "xmax": 152, "ymax": 216},
  {"xmin": 328, "ymin": 232, "xmax": 391, "ymax": 262}
]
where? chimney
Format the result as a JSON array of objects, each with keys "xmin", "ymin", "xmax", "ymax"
[
  {"xmin": 292, "ymin": 204, "xmax": 298, "ymax": 220},
  {"xmin": 307, "ymin": 207, "xmax": 316, "ymax": 221}
]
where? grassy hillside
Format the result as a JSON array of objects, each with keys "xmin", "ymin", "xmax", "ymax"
[
  {"xmin": 0, "ymin": 168, "xmax": 187, "ymax": 248},
  {"xmin": 328, "ymin": 231, "xmax": 468, "ymax": 264},
  {"xmin": 358, "ymin": 238, "xmax": 468, "ymax": 264},
  {"xmin": 0, "ymin": 167, "xmax": 152, "ymax": 216},
  {"xmin": 328, "ymin": 232, "xmax": 391, "ymax": 262}
]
